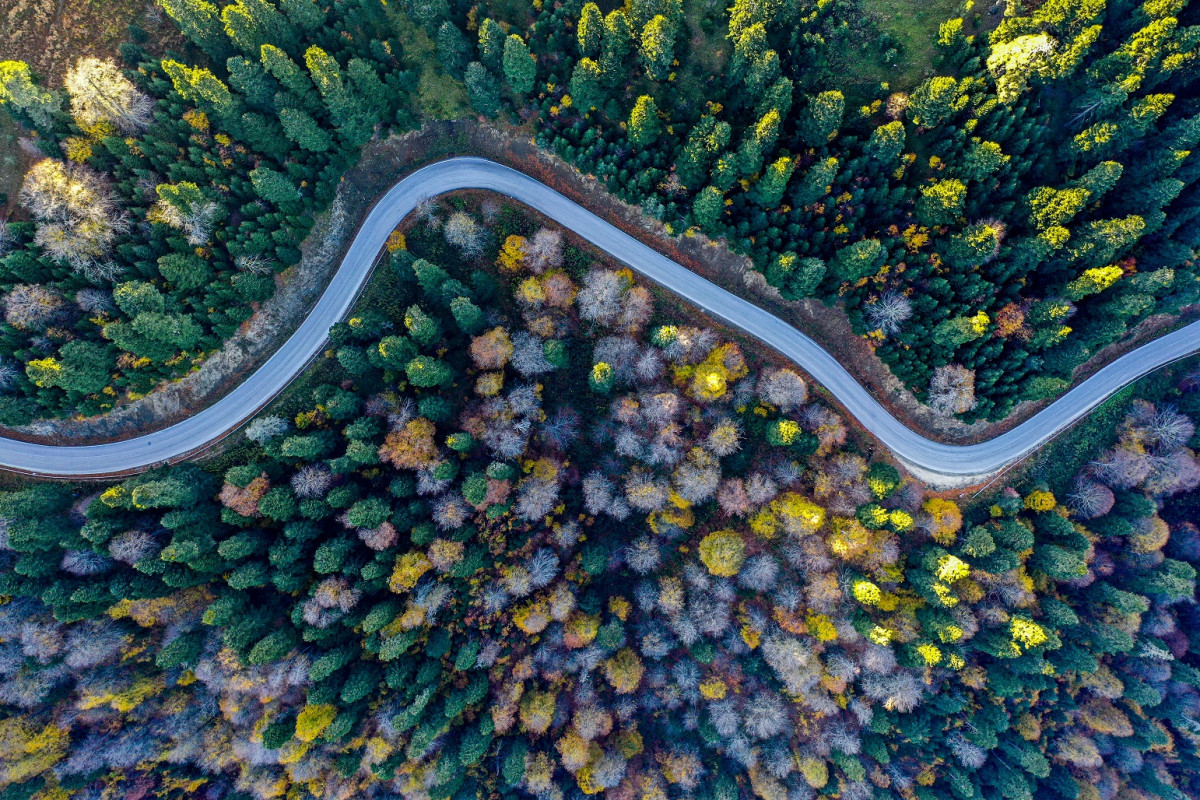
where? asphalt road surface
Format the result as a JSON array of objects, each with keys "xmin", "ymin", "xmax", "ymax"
[{"xmin": 2, "ymin": 157, "xmax": 1197, "ymax": 483}]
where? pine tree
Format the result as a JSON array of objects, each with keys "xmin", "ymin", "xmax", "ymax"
[
  {"xmin": 676, "ymin": 114, "xmax": 730, "ymax": 188},
  {"xmin": 404, "ymin": 304, "xmax": 441, "ymax": 346},
  {"xmin": 346, "ymin": 60, "xmax": 390, "ymax": 124},
  {"xmin": 865, "ymin": 120, "xmax": 905, "ymax": 163},
  {"xmin": 158, "ymin": 252, "xmax": 212, "ymax": 290},
  {"xmin": 726, "ymin": 0, "xmax": 783, "ymax": 39},
  {"xmin": 789, "ymin": 257, "xmax": 827, "ymax": 298},
  {"xmin": 222, "ymin": 0, "xmax": 298, "ymax": 56},
  {"xmin": 569, "ymin": 59, "xmax": 603, "ymax": 111},
  {"xmin": 477, "ymin": 18, "xmax": 506, "ymax": 74},
  {"xmin": 578, "ymin": 3, "xmax": 604, "ymax": 57},
  {"xmin": 249, "ymin": 166, "xmax": 300, "ymax": 204},
  {"xmin": 450, "ymin": 296, "xmax": 486, "ymax": 334},
  {"xmin": 751, "ymin": 155, "xmax": 795, "ymax": 207},
  {"xmin": 908, "ymin": 76, "xmax": 968, "ymax": 127},
  {"xmin": 626, "ymin": 0, "xmax": 682, "ymax": 30},
  {"xmin": 260, "ymin": 43, "xmax": 313, "ymax": 99},
  {"xmin": 280, "ymin": 0, "xmax": 324, "ymax": 31},
  {"xmin": 797, "ymin": 91, "xmax": 844, "ymax": 147},
  {"xmin": 737, "ymin": 109, "xmax": 780, "ymax": 177},
  {"xmin": 403, "ymin": 0, "xmax": 450, "ymax": 31},
  {"xmin": 628, "ymin": 95, "xmax": 660, "ymax": 146},
  {"xmin": 464, "ymin": 62, "xmax": 501, "ymax": 117},
  {"xmin": 600, "ymin": 10, "xmax": 633, "ymax": 87},
  {"xmin": 0, "ymin": 61, "xmax": 61, "ymax": 130},
  {"xmin": 692, "ymin": 185, "xmax": 725, "ymax": 229},
  {"xmin": 279, "ymin": 106, "xmax": 332, "ymax": 152},
  {"xmin": 831, "ymin": 238, "xmax": 884, "ymax": 282},
  {"xmin": 159, "ymin": 0, "xmax": 230, "ymax": 61},
  {"xmin": 916, "ymin": 179, "xmax": 967, "ymax": 226},
  {"xmin": 755, "ymin": 76, "xmax": 792, "ymax": 120},
  {"xmin": 406, "ymin": 356, "xmax": 454, "ymax": 387},
  {"xmin": 27, "ymin": 340, "xmax": 112, "ymax": 398},
  {"xmin": 502, "ymin": 35, "xmax": 536, "ymax": 95},
  {"xmin": 793, "ymin": 156, "xmax": 837, "ymax": 206},
  {"xmin": 1073, "ymin": 161, "xmax": 1123, "ymax": 202},
  {"xmin": 943, "ymin": 223, "xmax": 1001, "ymax": 269},
  {"xmin": 729, "ymin": 23, "xmax": 766, "ymax": 86},
  {"xmin": 226, "ymin": 56, "xmax": 278, "ymax": 110},
  {"xmin": 437, "ymin": 21, "xmax": 471, "ymax": 78},
  {"xmin": 959, "ymin": 138, "xmax": 1009, "ymax": 181},
  {"xmin": 639, "ymin": 15, "xmax": 676, "ymax": 81},
  {"xmin": 162, "ymin": 60, "xmax": 237, "ymax": 122},
  {"xmin": 729, "ymin": 25, "xmax": 779, "ymax": 96},
  {"xmin": 305, "ymin": 46, "xmax": 367, "ymax": 139}
]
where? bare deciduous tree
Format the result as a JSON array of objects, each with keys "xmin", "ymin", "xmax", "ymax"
[
  {"xmin": 20, "ymin": 159, "xmax": 127, "ymax": 277},
  {"xmin": 864, "ymin": 291, "xmax": 913, "ymax": 335},
  {"xmin": 927, "ymin": 364, "xmax": 977, "ymax": 416},
  {"xmin": 706, "ymin": 418, "xmax": 743, "ymax": 457},
  {"xmin": 524, "ymin": 228, "xmax": 563, "ymax": 273},
  {"xmin": 625, "ymin": 469, "xmax": 670, "ymax": 512},
  {"xmin": 65, "ymin": 58, "xmax": 153, "ymax": 134},
  {"xmin": 1067, "ymin": 478, "xmax": 1115, "ymax": 519},
  {"xmin": 759, "ymin": 369, "xmax": 808, "ymax": 411},
  {"xmin": 3, "ymin": 283, "xmax": 66, "ymax": 331},
  {"xmin": 577, "ymin": 268, "xmax": 625, "ymax": 324},
  {"xmin": 617, "ymin": 285, "xmax": 653, "ymax": 333},
  {"xmin": 1090, "ymin": 445, "xmax": 1151, "ymax": 489},
  {"xmin": 443, "ymin": 211, "xmax": 484, "ymax": 257}
]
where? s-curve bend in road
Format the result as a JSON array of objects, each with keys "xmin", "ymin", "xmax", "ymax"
[{"xmin": 0, "ymin": 157, "xmax": 1197, "ymax": 482}]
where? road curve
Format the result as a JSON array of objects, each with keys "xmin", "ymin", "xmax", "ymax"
[{"xmin": 1, "ymin": 157, "xmax": 1197, "ymax": 482}]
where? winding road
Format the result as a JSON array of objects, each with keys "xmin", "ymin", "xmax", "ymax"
[{"xmin": 3, "ymin": 157, "xmax": 1198, "ymax": 483}]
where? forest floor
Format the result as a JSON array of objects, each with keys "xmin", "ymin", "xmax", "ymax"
[
  {"xmin": 0, "ymin": 0, "xmax": 146, "ymax": 84},
  {"xmin": 380, "ymin": 3, "xmax": 472, "ymax": 120}
]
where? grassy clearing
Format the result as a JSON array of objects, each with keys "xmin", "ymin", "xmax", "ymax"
[
  {"xmin": 865, "ymin": 0, "xmax": 972, "ymax": 80},
  {"xmin": 830, "ymin": 0, "xmax": 998, "ymax": 95},
  {"xmin": 681, "ymin": 0, "xmax": 729, "ymax": 74},
  {"xmin": 670, "ymin": 0, "xmax": 730, "ymax": 109},
  {"xmin": 383, "ymin": 7, "xmax": 472, "ymax": 121}
]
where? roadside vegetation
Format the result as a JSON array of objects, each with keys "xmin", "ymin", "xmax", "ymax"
[{"xmin": 0, "ymin": 0, "xmax": 1194, "ymax": 432}]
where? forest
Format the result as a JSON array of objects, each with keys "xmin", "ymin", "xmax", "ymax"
[
  {"xmin": 1, "ymin": 194, "xmax": 1200, "ymax": 800},
  {"xmin": 0, "ymin": 0, "xmax": 1198, "ymax": 799},
  {"xmin": 0, "ymin": 0, "xmax": 1195, "ymax": 425}
]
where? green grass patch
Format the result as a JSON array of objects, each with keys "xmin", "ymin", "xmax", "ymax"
[
  {"xmin": 1024, "ymin": 386, "xmax": 1133, "ymax": 495},
  {"xmin": 828, "ymin": 0, "xmax": 994, "ymax": 95},
  {"xmin": 384, "ymin": 7, "xmax": 472, "ymax": 120},
  {"xmin": 681, "ymin": 0, "xmax": 729, "ymax": 75},
  {"xmin": 866, "ymin": 0, "xmax": 972, "ymax": 80}
]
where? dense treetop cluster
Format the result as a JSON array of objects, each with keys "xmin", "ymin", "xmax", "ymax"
[
  {"xmin": 516, "ymin": 0, "xmax": 1200, "ymax": 420},
  {"xmin": 2, "ymin": 200, "xmax": 1200, "ymax": 800},
  {"xmin": 0, "ymin": 0, "xmax": 414, "ymax": 422}
]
